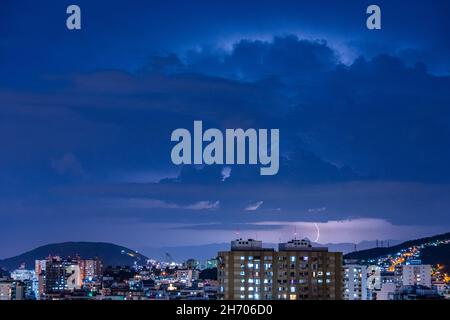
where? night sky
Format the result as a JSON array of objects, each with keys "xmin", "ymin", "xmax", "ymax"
[{"xmin": 1, "ymin": 0, "xmax": 450, "ymax": 258}]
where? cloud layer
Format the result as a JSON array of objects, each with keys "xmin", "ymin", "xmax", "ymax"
[{"xmin": 1, "ymin": 0, "xmax": 450, "ymax": 256}]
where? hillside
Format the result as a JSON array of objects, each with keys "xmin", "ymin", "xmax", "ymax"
[
  {"xmin": 344, "ymin": 232, "xmax": 450, "ymax": 263},
  {"xmin": 0, "ymin": 242, "xmax": 148, "ymax": 271},
  {"xmin": 421, "ymin": 243, "xmax": 450, "ymax": 272}
]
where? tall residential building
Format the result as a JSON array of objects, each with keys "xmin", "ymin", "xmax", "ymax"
[
  {"xmin": 0, "ymin": 282, "xmax": 12, "ymax": 300},
  {"xmin": 343, "ymin": 265, "xmax": 368, "ymax": 300},
  {"xmin": 276, "ymin": 239, "xmax": 343, "ymax": 300},
  {"xmin": 218, "ymin": 239, "xmax": 275, "ymax": 300},
  {"xmin": 35, "ymin": 259, "xmax": 47, "ymax": 300},
  {"xmin": 393, "ymin": 264, "xmax": 403, "ymax": 287},
  {"xmin": 45, "ymin": 256, "xmax": 66, "ymax": 294},
  {"xmin": 0, "ymin": 281, "xmax": 25, "ymax": 300},
  {"xmin": 218, "ymin": 238, "xmax": 343, "ymax": 300},
  {"xmin": 78, "ymin": 258, "xmax": 102, "ymax": 283},
  {"xmin": 35, "ymin": 259, "xmax": 47, "ymax": 276},
  {"xmin": 402, "ymin": 264, "xmax": 432, "ymax": 288}
]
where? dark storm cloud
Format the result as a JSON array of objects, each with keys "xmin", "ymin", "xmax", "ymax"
[
  {"xmin": 156, "ymin": 37, "xmax": 450, "ymax": 183},
  {"xmin": 0, "ymin": 68, "xmax": 283, "ymax": 196},
  {"xmin": 289, "ymin": 55, "xmax": 450, "ymax": 182},
  {"xmin": 2, "ymin": 35, "xmax": 450, "ymax": 221},
  {"xmin": 184, "ymin": 35, "xmax": 338, "ymax": 80}
]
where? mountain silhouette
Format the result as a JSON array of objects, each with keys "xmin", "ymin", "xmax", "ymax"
[{"xmin": 0, "ymin": 242, "xmax": 148, "ymax": 271}]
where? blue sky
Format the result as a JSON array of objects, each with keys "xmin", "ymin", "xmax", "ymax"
[{"xmin": 1, "ymin": 0, "xmax": 450, "ymax": 258}]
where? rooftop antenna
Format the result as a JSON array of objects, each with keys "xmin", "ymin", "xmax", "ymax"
[{"xmin": 294, "ymin": 226, "xmax": 298, "ymax": 240}]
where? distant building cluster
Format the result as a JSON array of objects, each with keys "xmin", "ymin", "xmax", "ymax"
[
  {"xmin": 0, "ymin": 237, "xmax": 449, "ymax": 300},
  {"xmin": 343, "ymin": 260, "xmax": 443, "ymax": 300},
  {"xmin": 0, "ymin": 255, "xmax": 218, "ymax": 300},
  {"xmin": 343, "ymin": 237, "xmax": 450, "ymax": 300}
]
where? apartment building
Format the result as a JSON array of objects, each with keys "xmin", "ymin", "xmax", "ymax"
[{"xmin": 218, "ymin": 238, "xmax": 343, "ymax": 300}]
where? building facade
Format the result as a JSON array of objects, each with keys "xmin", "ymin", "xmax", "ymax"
[
  {"xmin": 176, "ymin": 269, "xmax": 200, "ymax": 287},
  {"xmin": 218, "ymin": 238, "xmax": 343, "ymax": 300},
  {"xmin": 402, "ymin": 264, "xmax": 432, "ymax": 287},
  {"xmin": 218, "ymin": 239, "xmax": 275, "ymax": 300},
  {"xmin": 343, "ymin": 265, "xmax": 368, "ymax": 300},
  {"xmin": 78, "ymin": 258, "xmax": 102, "ymax": 283},
  {"xmin": 0, "ymin": 281, "xmax": 25, "ymax": 300}
]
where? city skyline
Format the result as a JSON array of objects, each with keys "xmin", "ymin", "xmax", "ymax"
[
  {"xmin": 1, "ymin": 235, "xmax": 448, "ymax": 300},
  {"xmin": 1, "ymin": 1, "xmax": 450, "ymax": 259}
]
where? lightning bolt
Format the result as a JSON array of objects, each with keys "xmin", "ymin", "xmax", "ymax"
[{"xmin": 314, "ymin": 223, "xmax": 320, "ymax": 243}]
